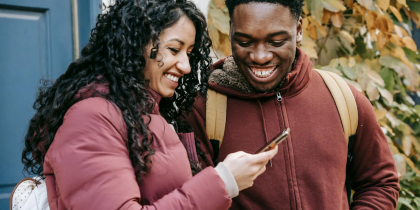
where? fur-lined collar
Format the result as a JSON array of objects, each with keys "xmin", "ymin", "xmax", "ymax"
[
  {"xmin": 208, "ymin": 56, "xmax": 257, "ymax": 94},
  {"xmin": 209, "ymin": 54, "xmax": 298, "ymax": 94}
]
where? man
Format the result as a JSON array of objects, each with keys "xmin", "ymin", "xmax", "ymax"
[{"xmin": 185, "ymin": 0, "xmax": 400, "ymax": 209}]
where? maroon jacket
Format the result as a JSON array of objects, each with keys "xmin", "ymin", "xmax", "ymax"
[
  {"xmin": 43, "ymin": 89, "xmax": 231, "ymax": 209},
  {"xmin": 185, "ymin": 48, "xmax": 400, "ymax": 209}
]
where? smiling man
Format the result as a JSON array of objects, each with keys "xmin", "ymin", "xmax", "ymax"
[{"xmin": 185, "ymin": 0, "xmax": 400, "ymax": 209}]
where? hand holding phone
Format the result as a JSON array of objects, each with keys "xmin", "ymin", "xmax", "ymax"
[{"xmin": 254, "ymin": 128, "xmax": 290, "ymax": 154}]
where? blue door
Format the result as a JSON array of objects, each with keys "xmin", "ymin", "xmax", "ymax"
[{"xmin": 0, "ymin": 0, "xmax": 100, "ymax": 208}]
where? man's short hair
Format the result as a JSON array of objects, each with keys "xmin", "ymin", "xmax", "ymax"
[{"xmin": 225, "ymin": 0, "xmax": 304, "ymax": 20}]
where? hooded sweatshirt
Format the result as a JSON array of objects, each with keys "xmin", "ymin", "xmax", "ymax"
[{"xmin": 185, "ymin": 48, "xmax": 400, "ymax": 210}]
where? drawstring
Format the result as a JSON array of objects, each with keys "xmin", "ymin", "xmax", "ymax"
[{"xmin": 257, "ymin": 99, "xmax": 273, "ymax": 167}]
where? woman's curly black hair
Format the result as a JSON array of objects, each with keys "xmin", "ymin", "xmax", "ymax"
[{"xmin": 22, "ymin": 0, "xmax": 212, "ymax": 182}]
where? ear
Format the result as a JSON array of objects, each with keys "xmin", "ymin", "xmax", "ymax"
[
  {"xmin": 296, "ymin": 17, "xmax": 303, "ymax": 44},
  {"xmin": 229, "ymin": 19, "xmax": 233, "ymax": 42}
]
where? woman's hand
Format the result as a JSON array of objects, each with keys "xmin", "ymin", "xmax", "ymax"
[{"xmin": 221, "ymin": 146, "xmax": 278, "ymax": 191}]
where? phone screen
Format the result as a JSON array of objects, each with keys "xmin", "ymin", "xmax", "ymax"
[{"xmin": 254, "ymin": 128, "xmax": 290, "ymax": 154}]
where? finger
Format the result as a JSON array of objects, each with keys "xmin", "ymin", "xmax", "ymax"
[
  {"xmin": 251, "ymin": 165, "xmax": 267, "ymax": 181},
  {"xmin": 252, "ymin": 146, "xmax": 278, "ymax": 163},
  {"xmin": 255, "ymin": 165, "xmax": 267, "ymax": 178},
  {"xmin": 266, "ymin": 145, "xmax": 278, "ymax": 157}
]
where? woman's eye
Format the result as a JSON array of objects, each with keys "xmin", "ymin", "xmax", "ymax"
[{"xmin": 169, "ymin": 48, "xmax": 179, "ymax": 54}]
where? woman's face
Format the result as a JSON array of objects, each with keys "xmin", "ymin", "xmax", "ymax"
[{"xmin": 144, "ymin": 16, "xmax": 196, "ymax": 98}]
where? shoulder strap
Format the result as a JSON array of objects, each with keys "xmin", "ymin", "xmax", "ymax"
[
  {"xmin": 315, "ymin": 69, "xmax": 358, "ymax": 205},
  {"xmin": 314, "ymin": 69, "xmax": 358, "ymax": 142},
  {"xmin": 206, "ymin": 89, "xmax": 227, "ymax": 148}
]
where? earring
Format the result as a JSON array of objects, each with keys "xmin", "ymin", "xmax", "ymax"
[{"xmin": 150, "ymin": 48, "xmax": 157, "ymax": 59}]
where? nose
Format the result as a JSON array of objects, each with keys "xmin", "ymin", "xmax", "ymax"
[
  {"xmin": 249, "ymin": 44, "xmax": 273, "ymax": 65},
  {"xmin": 176, "ymin": 53, "xmax": 191, "ymax": 75}
]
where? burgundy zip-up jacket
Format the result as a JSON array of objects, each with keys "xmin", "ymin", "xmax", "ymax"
[
  {"xmin": 43, "ymin": 89, "xmax": 231, "ymax": 210},
  {"xmin": 185, "ymin": 48, "xmax": 400, "ymax": 209}
]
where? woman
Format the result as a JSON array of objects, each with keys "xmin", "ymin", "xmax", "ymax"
[{"xmin": 21, "ymin": 0, "xmax": 277, "ymax": 209}]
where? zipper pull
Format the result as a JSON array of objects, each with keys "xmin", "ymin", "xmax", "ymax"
[
  {"xmin": 269, "ymin": 159, "xmax": 273, "ymax": 167},
  {"xmin": 276, "ymin": 92, "xmax": 282, "ymax": 102}
]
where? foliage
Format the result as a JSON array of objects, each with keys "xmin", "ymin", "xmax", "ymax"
[{"xmin": 207, "ymin": 0, "xmax": 420, "ymax": 208}]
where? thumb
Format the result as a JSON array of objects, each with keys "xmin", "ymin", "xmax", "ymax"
[{"xmin": 253, "ymin": 146, "xmax": 278, "ymax": 162}]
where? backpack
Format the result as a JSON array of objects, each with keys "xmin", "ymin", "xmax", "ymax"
[
  {"xmin": 206, "ymin": 69, "xmax": 358, "ymax": 205},
  {"xmin": 9, "ymin": 177, "xmax": 49, "ymax": 210}
]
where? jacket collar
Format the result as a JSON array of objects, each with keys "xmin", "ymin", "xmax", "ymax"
[
  {"xmin": 147, "ymin": 88, "xmax": 162, "ymax": 114},
  {"xmin": 208, "ymin": 47, "xmax": 313, "ymax": 99}
]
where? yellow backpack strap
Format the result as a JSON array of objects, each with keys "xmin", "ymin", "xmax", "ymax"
[
  {"xmin": 206, "ymin": 89, "xmax": 228, "ymax": 148},
  {"xmin": 314, "ymin": 69, "xmax": 358, "ymax": 143}
]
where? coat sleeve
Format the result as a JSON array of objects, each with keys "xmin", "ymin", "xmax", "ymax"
[
  {"xmin": 44, "ymin": 97, "xmax": 231, "ymax": 210},
  {"xmin": 349, "ymin": 87, "xmax": 400, "ymax": 209}
]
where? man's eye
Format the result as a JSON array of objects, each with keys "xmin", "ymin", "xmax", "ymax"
[
  {"xmin": 271, "ymin": 41, "xmax": 285, "ymax": 47},
  {"xmin": 238, "ymin": 41, "xmax": 252, "ymax": 47},
  {"xmin": 169, "ymin": 48, "xmax": 179, "ymax": 54}
]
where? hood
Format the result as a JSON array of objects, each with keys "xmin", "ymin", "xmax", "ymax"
[{"xmin": 208, "ymin": 47, "xmax": 313, "ymax": 99}]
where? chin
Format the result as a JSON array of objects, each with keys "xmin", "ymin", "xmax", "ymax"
[{"xmin": 161, "ymin": 91, "xmax": 175, "ymax": 98}]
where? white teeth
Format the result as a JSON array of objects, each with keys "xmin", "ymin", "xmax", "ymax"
[
  {"xmin": 250, "ymin": 67, "xmax": 275, "ymax": 78},
  {"xmin": 165, "ymin": 74, "xmax": 179, "ymax": 82}
]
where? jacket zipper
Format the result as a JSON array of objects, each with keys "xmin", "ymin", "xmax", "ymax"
[
  {"xmin": 273, "ymin": 91, "xmax": 282, "ymax": 168},
  {"xmin": 276, "ymin": 91, "xmax": 300, "ymax": 210},
  {"xmin": 277, "ymin": 92, "xmax": 283, "ymax": 102}
]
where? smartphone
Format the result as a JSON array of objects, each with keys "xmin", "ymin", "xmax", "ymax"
[{"xmin": 254, "ymin": 128, "xmax": 290, "ymax": 154}]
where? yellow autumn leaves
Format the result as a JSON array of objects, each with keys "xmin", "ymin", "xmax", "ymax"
[{"xmin": 207, "ymin": 0, "xmax": 232, "ymax": 57}]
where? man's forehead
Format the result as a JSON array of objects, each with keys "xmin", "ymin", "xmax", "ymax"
[{"xmin": 231, "ymin": 2, "xmax": 295, "ymax": 30}]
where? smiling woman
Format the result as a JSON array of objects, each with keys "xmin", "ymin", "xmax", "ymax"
[
  {"xmin": 144, "ymin": 16, "xmax": 196, "ymax": 98},
  {"xmin": 17, "ymin": 0, "xmax": 278, "ymax": 209}
]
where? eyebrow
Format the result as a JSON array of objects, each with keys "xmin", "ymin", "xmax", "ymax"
[
  {"xmin": 168, "ymin": 38, "xmax": 194, "ymax": 47},
  {"xmin": 233, "ymin": 30, "xmax": 289, "ymax": 39}
]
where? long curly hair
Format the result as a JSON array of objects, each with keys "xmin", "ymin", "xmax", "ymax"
[{"xmin": 22, "ymin": 0, "xmax": 212, "ymax": 182}]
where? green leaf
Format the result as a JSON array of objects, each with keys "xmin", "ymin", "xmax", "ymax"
[
  {"xmin": 323, "ymin": 0, "xmax": 346, "ymax": 12},
  {"xmin": 209, "ymin": 6, "xmax": 230, "ymax": 35},
  {"xmin": 413, "ymin": 197, "xmax": 420, "ymax": 208},
  {"xmin": 379, "ymin": 56, "xmax": 403, "ymax": 70},
  {"xmin": 396, "ymin": 75, "xmax": 407, "ymax": 98},
  {"xmin": 379, "ymin": 68, "xmax": 396, "ymax": 92},
  {"xmin": 355, "ymin": 36, "xmax": 367, "ymax": 56},
  {"xmin": 403, "ymin": 48, "xmax": 420, "ymax": 63},
  {"xmin": 342, "ymin": 66, "xmax": 357, "ymax": 80},
  {"xmin": 367, "ymin": 70, "xmax": 385, "ymax": 87},
  {"xmin": 398, "ymin": 197, "xmax": 416, "ymax": 210},
  {"xmin": 329, "ymin": 58, "xmax": 340, "ymax": 68},
  {"xmin": 401, "ymin": 187, "xmax": 416, "ymax": 198},
  {"xmin": 357, "ymin": 0, "xmax": 372, "ymax": 9},
  {"xmin": 415, "ymin": 105, "xmax": 420, "ymax": 115},
  {"xmin": 407, "ymin": 1, "xmax": 420, "ymax": 13},
  {"xmin": 378, "ymin": 86, "xmax": 394, "ymax": 105},
  {"xmin": 307, "ymin": 0, "xmax": 323, "ymax": 24},
  {"xmin": 413, "ymin": 123, "xmax": 420, "ymax": 134}
]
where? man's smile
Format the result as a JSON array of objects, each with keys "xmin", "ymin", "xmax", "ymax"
[{"xmin": 248, "ymin": 65, "xmax": 278, "ymax": 79}]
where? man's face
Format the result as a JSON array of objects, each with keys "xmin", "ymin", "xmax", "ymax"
[{"xmin": 230, "ymin": 3, "xmax": 302, "ymax": 92}]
